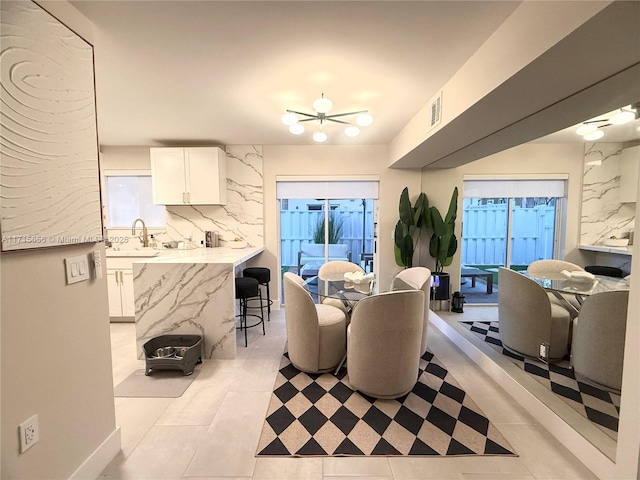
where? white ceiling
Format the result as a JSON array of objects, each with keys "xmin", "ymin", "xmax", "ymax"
[{"xmin": 71, "ymin": 1, "xmax": 522, "ymax": 147}]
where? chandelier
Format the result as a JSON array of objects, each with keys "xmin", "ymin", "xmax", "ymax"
[
  {"xmin": 281, "ymin": 94, "xmax": 373, "ymax": 143},
  {"xmin": 576, "ymin": 104, "xmax": 638, "ymax": 141}
]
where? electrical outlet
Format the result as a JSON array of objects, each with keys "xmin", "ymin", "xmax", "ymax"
[
  {"xmin": 539, "ymin": 343, "xmax": 549, "ymax": 362},
  {"xmin": 19, "ymin": 414, "xmax": 39, "ymax": 453}
]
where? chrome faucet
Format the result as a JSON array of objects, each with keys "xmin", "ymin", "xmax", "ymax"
[{"xmin": 132, "ymin": 218, "xmax": 149, "ymax": 247}]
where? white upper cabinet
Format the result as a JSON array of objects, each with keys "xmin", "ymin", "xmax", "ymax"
[
  {"xmin": 619, "ymin": 145, "xmax": 640, "ymax": 203},
  {"xmin": 151, "ymin": 147, "xmax": 227, "ymax": 205}
]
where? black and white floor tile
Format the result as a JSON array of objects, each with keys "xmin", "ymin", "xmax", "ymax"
[{"xmin": 461, "ymin": 320, "xmax": 619, "ymax": 440}]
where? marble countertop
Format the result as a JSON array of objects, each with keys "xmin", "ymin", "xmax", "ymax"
[
  {"xmin": 106, "ymin": 246, "xmax": 264, "ymax": 265},
  {"xmin": 578, "ymin": 244, "xmax": 633, "ymax": 256}
]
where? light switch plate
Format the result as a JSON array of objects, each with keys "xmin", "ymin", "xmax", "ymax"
[{"xmin": 65, "ymin": 255, "xmax": 90, "ymax": 285}]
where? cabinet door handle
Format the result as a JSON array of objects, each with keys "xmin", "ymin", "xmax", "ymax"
[
  {"xmin": 182, "ymin": 192, "xmax": 186, "ymax": 203},
  {"xmin": 119, "ymin": 271, "xmax": 123, "ymax": 284},
  {"xmin": 187, "ymin": 192, "xmax": 191, "ymax": 203}
]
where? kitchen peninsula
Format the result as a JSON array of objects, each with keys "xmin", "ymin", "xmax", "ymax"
[{"xmin": 131, "ymin": 246, "xmax": 264, "ymax": 360}]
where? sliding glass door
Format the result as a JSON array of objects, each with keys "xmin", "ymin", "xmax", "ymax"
[
  {"xmin": 277, "ymin": 179, "xmax": 378, "ymax": 304},
  {"xmin": 461, "ymin": 178, "xmax": 565, "ymax": 304}
]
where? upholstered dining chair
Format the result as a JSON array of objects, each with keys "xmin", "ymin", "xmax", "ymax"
[
  {"xmin": 391, "ymin": 267, "xmax": 432, "ymax": 356},
  {"xmin": 571, "ymin": 290, "xmax": 629, "ymax": 392},
  {"xmin": 498, "ymin": 267, "xmax": 572, "ymax": 361},
  {"xmin": 347, "ymin": 289, "xmax": 425, "ymax": 399},
  {"xmin": 283, "ymin": 272, "xmax": 347, "ymax": 373},
  {"xmin": 527, "ymin": 259, "xmax": 585, "ymax": 314},
  {"xmin": 318, "ymin": 261, "xmax": 365, "ymax": 316}
]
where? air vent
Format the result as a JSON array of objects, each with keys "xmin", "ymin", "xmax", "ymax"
[{"xmin": 428, "ymin": 91, "xmax": 443, "ymax": 131}]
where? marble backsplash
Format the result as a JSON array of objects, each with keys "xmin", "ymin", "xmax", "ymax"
[
  {"xmin": 110, "ymin": 145, "xmax": 264, "ymax": 249},
  {"xmin": 581, "ymin": 142, "xmax": 635, "ymax": 246}
]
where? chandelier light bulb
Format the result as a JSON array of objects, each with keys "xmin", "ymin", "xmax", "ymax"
[
  {"xmin": 312, "ymin": 130, "xmax": 328, "ymax": 143},
  {"xmin": 344, "ymin": 126, "xmax": 360, "ymax": 137},
  {"xmin": 609, "ymin": 109, "xmax": 635, "ymax": 125},
  {"xmin": 584, "ymin": 129, "xmax": 605, "ymax": 141},
  {"xmin": 576, "ymin": 124, "xmax": 597, "ymax": 136},
  {"xmin": 355, "ymin": 113, "xmax": 373, "ymax": 127},
  {"xmin": 289, "ymin": 123, "xmax": 305, "ymax": 135},
  {"xmin": 313, "ymin": 95, "xmax": 333, "ymax": 114},
  {"xmin": 281, "ymin": 112, "xmax": 299, "ymax": 126}
]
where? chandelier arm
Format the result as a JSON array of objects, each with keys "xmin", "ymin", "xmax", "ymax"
[
  {"xmin": 325, "ymin": 110, "xmax": 369, "ymax": 119},
  {"xmin": 286, "ymin": 109, "xmax": 319, "ymax": 119},
  {"xmin": 298, "ymin": 117, "xmax": 321, "ymax": 123},
  {"xmin": 325, "ymin": 118, "xmax": 351, "ymax": 125}
]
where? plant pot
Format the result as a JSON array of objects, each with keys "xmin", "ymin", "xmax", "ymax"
[{"xmin": 431, "ymin": 273, "xmax": 450, "ymax": 301}]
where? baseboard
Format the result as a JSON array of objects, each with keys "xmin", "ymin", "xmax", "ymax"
[{"xmin": 68, "ymin": 427, "xmax": 121, "ymax": 480}]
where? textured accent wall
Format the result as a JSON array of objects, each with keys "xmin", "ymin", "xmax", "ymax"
[
  {"xmin": 0, "ymin": 1, "xmax": 102, "ymax": 251},
  {"xmin": 581, "ymin": 142, "xmax": 635, "ymax": 245}
]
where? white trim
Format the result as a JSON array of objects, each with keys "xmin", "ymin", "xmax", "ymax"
[
  {"xmin": 68, "ymin": 427, "xmax": 121, "ymax": 480},
  {"xmin": 275, "ymin": 175, "xmax": 380, "ymax": 182},
  {"xmin": 463, "ymin": 173, "xmax": 569, "ymax": 180}
]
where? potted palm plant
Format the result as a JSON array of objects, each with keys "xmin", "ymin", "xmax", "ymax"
[
  {"xmin": 394, "ymin": 187, "xmax": 429, "ymax": 268},
  {"xmin": 427, "ymin": 187, "xmax": 458, "ymax": 300}
]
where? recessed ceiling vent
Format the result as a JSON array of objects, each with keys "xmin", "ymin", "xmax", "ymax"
[{"xmin": 428, "ymin": 91, "xmax": 443, "ymax": 131}]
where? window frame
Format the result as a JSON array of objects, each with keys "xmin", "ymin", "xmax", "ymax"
[{"xmin": 101, "ymin": 169, "xmax": 166, "ymax": 230}]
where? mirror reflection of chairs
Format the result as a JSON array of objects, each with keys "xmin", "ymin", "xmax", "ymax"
[
  {"xmin": 571, "ymin": 290, "xmax": 629, "ymax": 392},
  {"xmin": 498, "ymin": 267, "xmax": 571, "ymax": 362},
  {"xmin": 526, "ymin": 259, "xmax": 585, "ymax": 315}
]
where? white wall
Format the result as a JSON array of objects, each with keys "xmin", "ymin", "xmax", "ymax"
[
  {"xmin": 261, "ymin": 145, "xmax": 421, "ymax": 302},
  {"xmin": 1, "ymin": 3, "xmax": 118, "ymax": 478}
]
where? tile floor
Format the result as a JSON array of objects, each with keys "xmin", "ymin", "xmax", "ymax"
[{"xmin": 101, "ymin": 306, "xmax": 597, "ymax": 479}]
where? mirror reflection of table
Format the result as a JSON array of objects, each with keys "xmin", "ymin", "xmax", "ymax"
[{"xmin": 525, "ymin": 272, "xmax": 630, "ymax": 313}]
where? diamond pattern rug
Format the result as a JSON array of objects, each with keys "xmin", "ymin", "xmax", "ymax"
[
  {"xmin": 461, "ymin": 320, "xmax": 619, "ymax": 440},
  {"xmin": 256, "ymin": 350, "xmax": 516, "ymax": 457}
]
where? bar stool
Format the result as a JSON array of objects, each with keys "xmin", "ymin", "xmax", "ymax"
[
  {"xmin": 235, "ymin": 277, "xmax": 265, "ymax": 347},
  {"xmin": 243, "ymin": 267, "xmax": 272, "ymax": 320}
]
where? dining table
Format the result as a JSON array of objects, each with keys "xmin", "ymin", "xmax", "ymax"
[{"xmin": 304, "ymin": 273, "xmax": 375, "ymax": 314}]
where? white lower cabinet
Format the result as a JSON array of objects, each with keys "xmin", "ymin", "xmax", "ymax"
[
  {"xmin": 107, "ymin": 269, "xmax": 135, "ymax": 317},
  {"xmin": 106, "ymin": 257, "xmax": 142, "ymax": 319}
]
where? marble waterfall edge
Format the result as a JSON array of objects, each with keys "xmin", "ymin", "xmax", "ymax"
[{"xmin": 133, "ymin": 262, "xmax": 236, "ymax": 360}]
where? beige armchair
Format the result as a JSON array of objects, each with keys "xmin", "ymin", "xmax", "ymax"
[
  {"xmin": 571, "ymin": 290, "xmax": 629, "ymax": 392},
  {"xmin": 391, "ymin": 267, "xmax": 431, "ymax": 356},
  {"xmin": 498, "ymin": 267, "xmax": 571, "ymax": 361},
  {"xmin": 527, "ymin": 260, "xmax": 585, "ymax": 314},
  {"xmin": 283, "ymin": 272, "xmax": 347, "ymax": 373},
  {"xmin": 318, "ymin": 261, "xmax": 365, "ymax": 316},
  {"xmin": 347, "ymin": 289, "xmax": 424, "ymax": 399}
]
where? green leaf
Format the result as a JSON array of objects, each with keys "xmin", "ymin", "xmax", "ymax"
[
  {"xmin": 444, "ymin": 187, "xmax": 458, "ymax": 225},
  {"xmin": 398, "ymin": 187, "xmax": 413, "ymax": 226}
]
